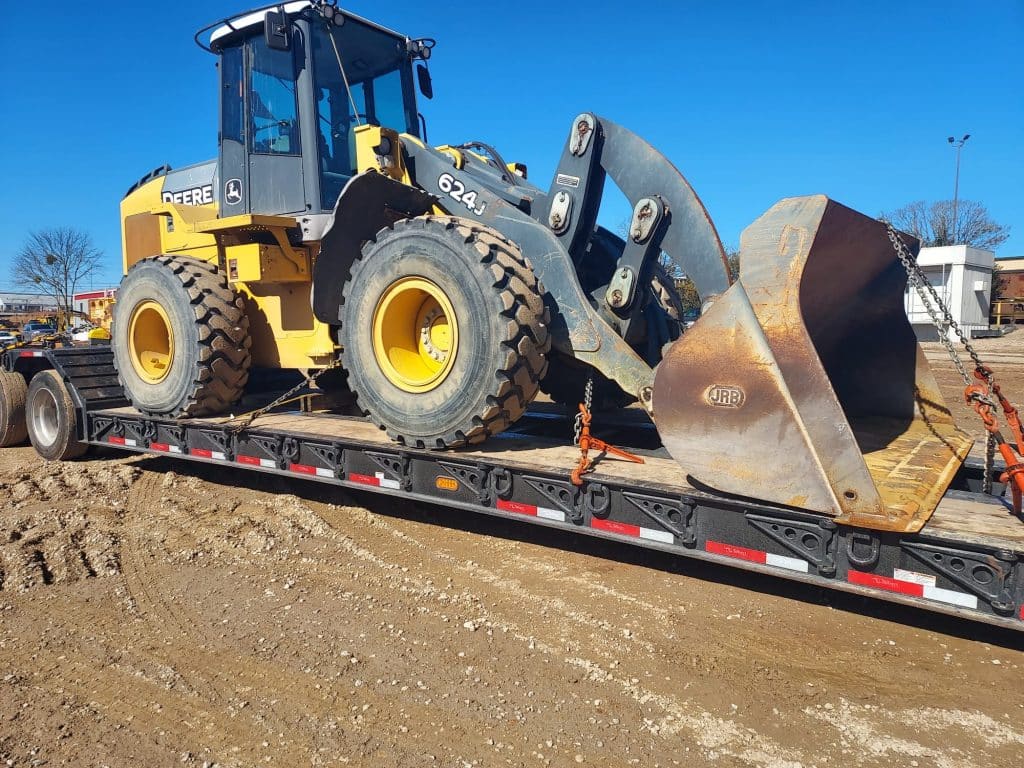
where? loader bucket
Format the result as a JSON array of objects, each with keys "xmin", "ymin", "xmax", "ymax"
[{"xmin": 652, "ymin": 195, "xmax": 972, "ymax": 533}]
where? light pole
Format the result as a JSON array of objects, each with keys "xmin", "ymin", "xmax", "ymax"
[{"xmin": 947, "ymin": 133, "xmax": 970, "ymax": 243}]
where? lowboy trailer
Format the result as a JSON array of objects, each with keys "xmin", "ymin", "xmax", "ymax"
[{"xmin": 2, "ymin": 345, "xmax": 1023, "ymax": 632}]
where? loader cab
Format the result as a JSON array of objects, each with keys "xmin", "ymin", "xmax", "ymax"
[{"xmin": 210, "ymin": 6, "xmax": 421, "ymax": 224}]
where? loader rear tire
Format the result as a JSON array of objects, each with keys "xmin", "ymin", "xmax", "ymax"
[
  {"xmin": 113, "ymin": 256, "xmax": 251, "ymax": 417},
  {"xmin": 25, "ymin": 370, "xmax": 87, "ymax": 461},
  {"xmin": 340, "ymin": 215, "xmax": 550, "ymax": 448},
  {"xmin": 0, "ymin": 371, "xmax": 28, "ymax": 447}
]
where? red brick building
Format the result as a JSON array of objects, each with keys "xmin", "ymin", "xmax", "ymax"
[{"xmin": 995, "ymin": 257, "xmax": 1024, "ymax": 298}]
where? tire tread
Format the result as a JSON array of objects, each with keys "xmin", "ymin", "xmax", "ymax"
[
  {"xmin": 342, "ymin": 215, "xmax": 550, "ymax": 449},
  {"xmin": 114, "ymin": 256, "xmax": 251, "ymax": 417}
]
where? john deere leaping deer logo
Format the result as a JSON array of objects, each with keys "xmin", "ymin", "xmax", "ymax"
[
  {"xmin": 224, "ymin": 178, "xmax": 243, "ymax": 205},
  {"xmin": 705, "ymin": 384, "xmax": 745, "ymax": 408}
]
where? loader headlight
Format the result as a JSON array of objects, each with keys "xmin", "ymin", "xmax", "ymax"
[
  {"xmin": 319, "ymin": 2, "xmax": 345, "ymax": 26},
  {"xmin": 408, "ymin": 38, "xmax": 435, "ymax": 61}
]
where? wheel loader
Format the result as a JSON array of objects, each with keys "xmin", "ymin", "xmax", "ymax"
[{"xmin": 113, "ymin": 0, "xmax": 972, "ymax": 535}]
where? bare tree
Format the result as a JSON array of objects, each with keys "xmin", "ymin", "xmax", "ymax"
[
  {"xmin": 673, "ymin": 249, "xmax": 739, "ymax": 315},
  {"xmin": 619, "ymin": 215, "xmax": 740, "ymax": 314},
  {"xmin": 879, "ymin": 200, "xmax": 1010, "ymax": 250},
  {"xmin": 12, "ymin": 228, "xmax": 103, "ymax": 329},
  {"xmin": 992, "ymin": 262, "xmax": 1010, "ymax": 301}
]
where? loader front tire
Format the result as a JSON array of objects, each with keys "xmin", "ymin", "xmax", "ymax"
[
  {"xmin": 340, "ymin": 216, "xmax": 550, "ymax": 448},
  {"xmin": 113, "ymin": 256, "xmax": 251, "ymax": 417},
  {"xmin": 0, "ymin": 371, "xmax": 28, "ymax": 447}
]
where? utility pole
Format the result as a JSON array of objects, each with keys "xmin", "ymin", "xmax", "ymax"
[{"xmin": 947, "ymin": 134, "xmax": 970, "ymax": 243}]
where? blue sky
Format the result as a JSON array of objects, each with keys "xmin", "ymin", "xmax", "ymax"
[{"xmin": 0, "ymin": 0, "xmax": 1020, "ymax": 292}]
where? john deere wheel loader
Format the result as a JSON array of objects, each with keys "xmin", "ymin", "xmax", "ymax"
[{"xmin": 113, "ymin": 0, "xmax": 972, "ymax": 534}]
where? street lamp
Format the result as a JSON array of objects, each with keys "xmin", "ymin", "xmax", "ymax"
[{"xmin": 947, "ymin": 134, "xmax": 970, "ymax": 244}]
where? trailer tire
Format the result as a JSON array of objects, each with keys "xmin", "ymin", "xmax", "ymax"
[
  {"xmin": 25, "ymin": 370, "xmax": 86, "ymax": 461},
  {"xmin": 0, "ymin": 371, "xmax": 28, "ymax": 447},
  {"xmin": 340, "ymin": 215, "xmax": 549, "ymax": 448},
  {"xmin": 113, "ymin": 256, "xmax": 251, "ymax": 417}
]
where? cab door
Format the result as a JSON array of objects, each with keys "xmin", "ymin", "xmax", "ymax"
[
  {"xmin": 219, "ymin": 32, "xmax": 306, "ymax": 217},
  {"xmin": 218, "ymin": 43, "xmax": 247, "ymax": 218},
  {"xmin": 245, "ymin": 32, "xmax": 305, "ymax": 215}
]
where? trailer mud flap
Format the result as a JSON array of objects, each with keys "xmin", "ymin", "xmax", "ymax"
[{"xmin": 652, "ymin": 195, "xmax": 972, "ymax": 533}]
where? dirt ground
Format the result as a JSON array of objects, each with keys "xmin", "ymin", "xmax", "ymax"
[{"xmin": 2, "ymin": 336, "xmax": 1024, "ymax": 768}]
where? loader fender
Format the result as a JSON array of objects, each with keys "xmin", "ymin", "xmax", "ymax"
[{"xmin": 312, "ymin": 171, "xmax": 436, "ymax": 325}]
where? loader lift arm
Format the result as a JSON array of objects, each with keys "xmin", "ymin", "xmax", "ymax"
[{"xmin": 313, "ymin": 114, "xmax": 734, "ymax": 409}]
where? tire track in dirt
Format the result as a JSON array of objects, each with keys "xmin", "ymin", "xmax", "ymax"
[
  {"xmin": 301, "ymin": 497, "xmax": 816, "ymax": 766},
  {"xmin": 4, "ymin": 441, "xmax": 1024, "ymax": 768},
  {"xmin": 304, "ymin": 492, "xmax": 1024, "ymax": 768},
  {"xmin": 116, "ymin": 468, "xmax": 490, "ymax": 766}
]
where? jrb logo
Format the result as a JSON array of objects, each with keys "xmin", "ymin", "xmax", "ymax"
[{"xmin": 705, "ymin": 384, "xmax": 745, "ymax": 408}]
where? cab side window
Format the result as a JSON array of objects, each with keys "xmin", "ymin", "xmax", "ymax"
[
  {"xmin": 249, "ymin": 36, "xmax": 300, "ymax": 155},
  {"xmin": 221, "ymin": 45, "xmax": 244, "ymax": 144}
]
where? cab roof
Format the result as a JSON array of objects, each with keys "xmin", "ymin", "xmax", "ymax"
[{"xmin": 200, "ymin": 2, "xmax": 409, "ymax": 52}]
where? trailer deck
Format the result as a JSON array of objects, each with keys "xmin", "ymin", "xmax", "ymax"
[{"xmin": 4, "ymin": 345, "xmax": 1024, "ymax": 630}]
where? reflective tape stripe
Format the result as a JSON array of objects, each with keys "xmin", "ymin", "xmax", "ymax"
[
  {"xmin": 592, "ymin": 518, "xmax": 640, "ymax": 537},
  {"xmin": 349, "ymin": 472, "xmax": 401, "ymax": 490},
  {"xmin": 894, "ymin": 568, "xmax": 936, "ymax": 587},
  {"xmin": 150, "ymin": 442, "xmax": 183, "ymax": 454},
  {"xmin": 19, "ymin": 351, "xmax": 43, "ymax": 358},
  {"xmin": 924, "ymin": 585, "xmax": 977, "ymax": 609},
  {"xmin": 706, "ymin": 540, "xmax": 764, "ymax": 564},
  {"xmin": 289, "ymin": 463, "xmax": 334, "ymax": 478},
  {"xmin": 496, "ymin": 498, "xmax": 565, "ymax": 522},
  {"xmin": 237, "ymin": 455, "xmax": 276, "ymax": 469},
  {"xmin": 593, "ymin": 517, "xmax": 673, "ymax": 544},
  {"xmin": 706, "ymin": 540, "xmax": 809, "ymax": 573},
  {"xmin": 639, "ymin": 526, "xmax": 674, "ymax": 545},
  {"xmin": 349, "ymin": 472, "xmax": 377, "ymax": 486},
  {"xmin": 765, "ymin": 552, "xmax": 810, "ymax": 573},
  {"xmin": 848, "ymin": 570, "xmax": 924, "ymax": 597},
  {"xmin": 108, "ymin": 436, "xmax": 137, "ymax": 447},
  {"xmin": 190, "ymin": 448, "xmax": 226, "ymax": 461},
  {"xmin": 848, "ymin": 570, "xmax": 978, "ymax": 610}
]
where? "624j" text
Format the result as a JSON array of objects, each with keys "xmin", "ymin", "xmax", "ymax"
[{"xmin": 438, "ymin": 173, "xmax": 487, "ymax": 216}]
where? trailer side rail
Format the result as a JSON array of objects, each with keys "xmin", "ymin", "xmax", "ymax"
[{"xmin": 5, "ymin": 346, "xmax": 1023, "ymax": 630}]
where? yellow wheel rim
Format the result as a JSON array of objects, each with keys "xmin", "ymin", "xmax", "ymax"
[
  {"xmin": 128, "ymin": 300, "xmax": 174, "ymax": 384},
  {"xmin": 372, "ymin": 277, "xmax": 459, "ymax": 393}
]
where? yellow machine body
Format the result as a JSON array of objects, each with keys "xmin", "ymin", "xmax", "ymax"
[{"xmin": 118, "ymin": 126, "xmax": 409, "ymax": 371}]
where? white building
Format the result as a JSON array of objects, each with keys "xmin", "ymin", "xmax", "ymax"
[
  {"xmin": 0, "ymin": 292, "xmax": 58, "ymax": 314},
  {"xmin": 904, "ymin": 245, "xmax": 994, "ymax": 342}
]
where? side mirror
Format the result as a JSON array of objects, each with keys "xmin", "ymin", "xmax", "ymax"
[
  {"xmin": 265, "ymin": 9, "xmax": 292, "ymax": 51},
  {"xmin": 417, "ymin": 64, "xmax": 433, "ymax": 100}
]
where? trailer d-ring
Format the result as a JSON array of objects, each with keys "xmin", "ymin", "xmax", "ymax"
[
  {"xmin": 846, "ymin": 531, "xmax": 881, "ymax": 570},
  {"xmin": 584, "ymin": 482, "xmax": 611, "ymax": 518},
  {"xmin": 489, "ymin": 465, "xmax": 513, "ymax": 500}
]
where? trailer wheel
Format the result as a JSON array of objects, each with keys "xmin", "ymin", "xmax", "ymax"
[
  {"xmin": 25, "ymin": 370, "xmax": 86, "ymax": 461},
  {"xmin": 340, "ymin": 215, "xmax": 550, "ymax": 448},
  {"xmin": 112, "ymin": 256, "xmax": 251, "ymax": 417},
  {"xmin": 0, "ymin": 371, "xmax": 28, "ymax": 447}
]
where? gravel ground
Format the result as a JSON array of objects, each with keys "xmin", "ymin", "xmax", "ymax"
[{"xmin": 1, "ymin": 335, "xmax": 1023, "ymax": 768}]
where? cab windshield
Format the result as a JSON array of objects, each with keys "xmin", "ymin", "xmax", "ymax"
[{"xmin": 312, "ymin": 18, "xmax": 419, "ymax": 209}]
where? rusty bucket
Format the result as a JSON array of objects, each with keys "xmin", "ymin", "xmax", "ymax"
[{"xmin": 652, "ymin": 195, "xmax": 972, "ymax": 533}]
